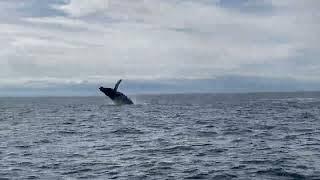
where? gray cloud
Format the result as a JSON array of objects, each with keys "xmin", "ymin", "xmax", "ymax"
[{"xmin": 0, "ymin": 0, "xmax": 319, "ymax": 94}]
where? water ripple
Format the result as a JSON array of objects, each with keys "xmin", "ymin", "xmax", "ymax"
[{"xmin": 0, "ymin": 95, "xmax": 319, "ymax": 179}]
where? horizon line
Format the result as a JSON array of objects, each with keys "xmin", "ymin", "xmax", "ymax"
[{"xmin": 1, "ymin": 90, "xmax": 320, "ymax": 98}]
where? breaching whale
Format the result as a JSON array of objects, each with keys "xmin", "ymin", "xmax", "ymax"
[{"xmin": 99, "ymin": 79, "xmax": 134, "ymax": 105}]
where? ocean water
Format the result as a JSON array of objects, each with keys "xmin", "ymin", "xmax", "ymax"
[{"xmin": 0, "ymin": 92, "xmax": 319, "ymax": 179}]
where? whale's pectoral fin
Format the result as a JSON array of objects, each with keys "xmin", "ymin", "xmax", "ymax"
[{"xmin": 114, "ymin": 79, "xmax": 122, "ymax": 91}]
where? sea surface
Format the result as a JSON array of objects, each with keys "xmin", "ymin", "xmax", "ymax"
[{"xmin": 0, "ymin": 92, "xmax": 319, "ymax": 179}]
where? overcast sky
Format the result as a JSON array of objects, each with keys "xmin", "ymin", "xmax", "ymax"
[{"xmin": 0, "ymin": 0, "xmax": 319, "ymax": 95}]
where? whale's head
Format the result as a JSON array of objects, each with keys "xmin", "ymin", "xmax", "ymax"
[{"xmin": 99, "ymin": 87, "xmax": 116, "ymax": 99}]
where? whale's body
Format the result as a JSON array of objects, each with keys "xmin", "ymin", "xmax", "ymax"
[{"xmin": 99, "ymin": 80, "xmax": 133, "ymax": 105}]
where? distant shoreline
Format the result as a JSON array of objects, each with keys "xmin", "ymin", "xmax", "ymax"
[{"xmin": 1, "ymin": 90, "xmax": 320, "ymax": 98}]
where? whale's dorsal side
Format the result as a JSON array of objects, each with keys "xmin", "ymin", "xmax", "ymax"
[{"xmin": 114, "ymin": 79, "xmax": 122, "ymax": 91}]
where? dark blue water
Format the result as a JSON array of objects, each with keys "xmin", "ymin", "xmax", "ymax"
[{"xmin": 0, "ymin": 93, "xmax": 319, "ymax": 179}]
